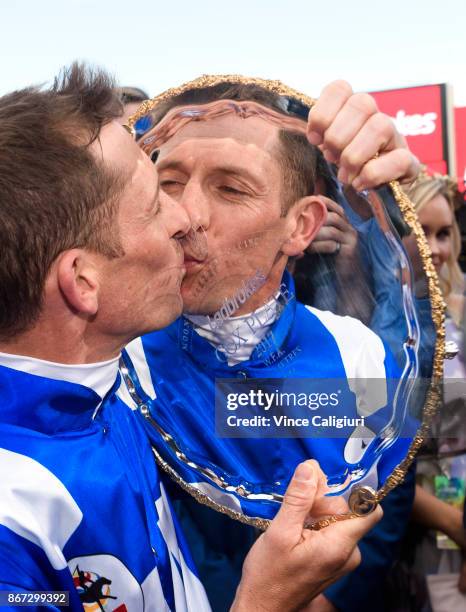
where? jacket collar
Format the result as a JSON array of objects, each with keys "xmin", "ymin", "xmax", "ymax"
[
  {"xmin": 168, "ymin": 271, "xmax": 297, "ymax": 372},
  {"xmin": 0, "ymin": 354, "xmax": 120, "ymax": 434}
]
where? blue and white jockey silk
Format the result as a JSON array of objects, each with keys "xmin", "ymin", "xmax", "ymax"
[
  {"xmin": 120, "ymin": 272, "xmax": 416, "ymax": 522},
  {"xmin": 0, "ymin": 355, "xmax": 210, "ymax": 612}
]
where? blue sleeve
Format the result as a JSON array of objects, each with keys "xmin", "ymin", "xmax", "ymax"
[{"xmin": 324, "ymin": 463, "xmax": 416, "ymax": 612}]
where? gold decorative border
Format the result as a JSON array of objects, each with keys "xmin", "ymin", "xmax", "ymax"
[
  {"xmin": 128, "ymin": 74, "xmax": 316, "ymax": 129},
  {"xmin": 130, "ymin": 75, "xmax": 445, "ymax": 527},
  {"xmin": 151, "ymin": 446, "xmax": 271, "ymax": 531}
]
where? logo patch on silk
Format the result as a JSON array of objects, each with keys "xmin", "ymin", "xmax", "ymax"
[{"xmin": 68, "ymin": 555, "xmax": 144, "ymax": 611}]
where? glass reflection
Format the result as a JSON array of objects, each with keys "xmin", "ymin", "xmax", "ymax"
[{"xmin": 121, "ymin": 81, "xmax": 437, "ymax": 521}]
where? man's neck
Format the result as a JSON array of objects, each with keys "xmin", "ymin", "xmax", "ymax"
[
  {"xmin": 0, "ymin": 318, "xmax": 123, "ymax": 365},
  {"xmin": 185, "ymin": 266, "xmax": 293, "ymax": 366},
  {"xmin": 247, "ymin": 260, "xmax": 286, "ymax": 314}
]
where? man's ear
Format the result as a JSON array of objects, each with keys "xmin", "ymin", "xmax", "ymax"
[
  {"xmin": 56, "ymin": 249, "xmax": 100, "ymax": 316},
  {"xmin": 281, "ymin": 196, "xmax": 327, "ymax": 256}
]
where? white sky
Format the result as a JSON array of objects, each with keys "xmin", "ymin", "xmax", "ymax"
[{"xmin": 1, "ymin": 0, "xmax": 466, "ymax": 105}]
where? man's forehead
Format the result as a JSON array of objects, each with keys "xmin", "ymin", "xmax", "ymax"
[
  {"xmin": 91, "ymin": 120, "xmax": 157, "ymax": 205},
  {"xmin": 158, "ymin": 113, "xmax": 281, "ymax": 156},
  {"xmin": 92, "ymin": 120, "xmax": 140, "ymax": 171},
  {"xmin": 93, "ymin": 120, "xmax": 157, "ymax": 186}
]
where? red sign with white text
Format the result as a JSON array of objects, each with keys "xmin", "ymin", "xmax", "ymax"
[
  {"xmin": 370, "ymin": 84, "xmax": 451, "ymax": 175},
  {"xmin": 455, "ymin": 107, "xmax": 466, "ymax": 189}
]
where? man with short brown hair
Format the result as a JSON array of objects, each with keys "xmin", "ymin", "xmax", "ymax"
[{"xmin": 0, "ymin": 68, "xmax": 125, "ymax": 339}]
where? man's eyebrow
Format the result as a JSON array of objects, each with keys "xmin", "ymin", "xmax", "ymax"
[{"xmin": 156, "ymin": 159, "xmax": 187, "ymax": 173}]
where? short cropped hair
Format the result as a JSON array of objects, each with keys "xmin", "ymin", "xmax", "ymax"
[
  {"xmin": 150, "ymin": 82, "xmax": 323, "ymax": 212},
  {"xmin": 0, "ymin": 63, "xmax": 124, "ymax": 340}
]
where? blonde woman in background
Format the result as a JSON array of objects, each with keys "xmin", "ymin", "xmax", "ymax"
[
  {"xmin": 402, "ymin": 172, "xmax": 466, "ymax": 610},
  {"xmin": 404, "ymin": 172, "xmax": 464, "ymax": 321}
]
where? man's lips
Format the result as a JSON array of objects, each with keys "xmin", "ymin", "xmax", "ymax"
[
  {"xmin": 180, "ymin": 229, "xmax": 209, "ymax": 262},
  {"xmin": 183, "ymin": 254, "xmax": 205, "ymax": 270}
]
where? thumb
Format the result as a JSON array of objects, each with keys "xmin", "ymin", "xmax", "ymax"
[{"xmin": 270, "ymin": 461, "xmax": 318, "ymax": 545}]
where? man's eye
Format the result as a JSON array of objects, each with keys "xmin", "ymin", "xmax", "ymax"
[
  {"xmin": 219, "ymin": 185, "xmax": 246, "ymax": 196},
  {"xmin": 160, "ymin": 180, "xmax": 184, "ymax": 189}
]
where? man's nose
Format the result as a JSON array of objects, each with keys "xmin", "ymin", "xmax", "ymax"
[
  {"xmin": 162, "ymin": 192, "xmax": 191, "ymax": 238},
  {"xmin": 180, "ymin": 180, "xmax": 210, "ymax": 231}
]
